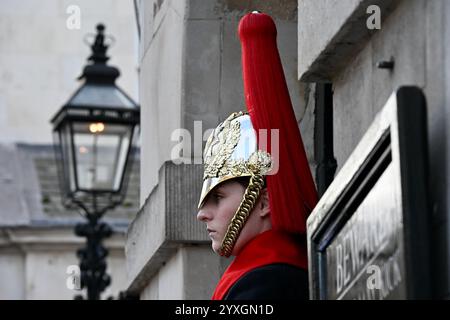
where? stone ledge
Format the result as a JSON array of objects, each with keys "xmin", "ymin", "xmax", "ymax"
[
  {"xmin": 0, "ymin": 226, "xmax": 125, "ymax": 252},
  {"xmin": 298, "ymin": 0, "xmax": 400, "ymax": 82},
  {"xmin": 125, "ymin": 161, "xmax": 207, "ymax": 293}
]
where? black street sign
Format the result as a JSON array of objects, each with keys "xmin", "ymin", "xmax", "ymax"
[{"xmin": 307, "ymin": 86, "xmax": 431, "ymax": 300}]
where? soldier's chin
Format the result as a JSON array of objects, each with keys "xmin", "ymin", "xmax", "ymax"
[{"xmin": 212, "ymin": 241, "xmax": 221, "ymax": 254}]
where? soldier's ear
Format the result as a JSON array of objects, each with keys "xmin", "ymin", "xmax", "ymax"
[{"xmin": 259, "ymin": 188, "xmax": 270, "ymax": 217}]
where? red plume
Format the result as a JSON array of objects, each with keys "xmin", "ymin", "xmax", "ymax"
[{"xmin": 238, "ymin": 12, "xmax": 318, "ymax": 234}]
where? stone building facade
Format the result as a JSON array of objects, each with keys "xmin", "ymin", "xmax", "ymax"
[
  {"xmin": 0, "ymin": 0, "xmax": 139, "ymax": 299},
  {"xmin": 127, "ymin": 0, "xmax": 450, "ymax": 299}
]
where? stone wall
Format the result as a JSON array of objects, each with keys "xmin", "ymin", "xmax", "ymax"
[
  {"xmin": 0, "ymin": 227, "xmax": 127, "ymax": 299},
  {"xmin": 298, "ymin": 0, "xmax": 450, "ymax": 298},
  {"xmin": 0, "ymin": 0, "xmax": 138, "ymax": 144}
]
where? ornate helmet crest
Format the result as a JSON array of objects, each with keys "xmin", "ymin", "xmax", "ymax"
[
  {"xmin": 198, "ymin": 111, "xmax": 272, "ymax": 209},
  {"xmin": 198, "ymin": 112, "xmax": 273, "ymax": 257}
]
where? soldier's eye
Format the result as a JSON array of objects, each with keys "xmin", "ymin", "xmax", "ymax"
[{"xmin": 212, "ymin": 192, "xmax": 223, "ymax": 202}]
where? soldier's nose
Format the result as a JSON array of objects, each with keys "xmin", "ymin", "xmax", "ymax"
[{"xmin": 197, "ymin": 209, "xmax": 210, "ymax": 222}]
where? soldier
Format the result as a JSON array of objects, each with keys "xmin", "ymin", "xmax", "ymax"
[{"xmin": 197, "ymin": 12, "xmax": 318, "ymax": 300}]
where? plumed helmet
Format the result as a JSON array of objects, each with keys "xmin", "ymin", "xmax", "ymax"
[{"xmin": 198, "ymin": 12, "xmax": 318, "ymax": 257}]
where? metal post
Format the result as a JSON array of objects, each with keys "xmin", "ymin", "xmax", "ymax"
[
  {"xmin": 74, "ymin": 214, "xmax": 112, "ymax": 300},
  {"xmin": 314, "ymin": 83, "xmax": 337, "ymax": 198}
]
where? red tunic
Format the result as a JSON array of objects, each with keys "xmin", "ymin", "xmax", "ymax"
[{"xmin": 211, "ymin": 229, "xmax": 308, "ymax": 300}]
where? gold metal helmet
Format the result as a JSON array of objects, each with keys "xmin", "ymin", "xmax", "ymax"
[{"xmin": 198, "ymin": 111, "xmax": 272, "ymax": 257}]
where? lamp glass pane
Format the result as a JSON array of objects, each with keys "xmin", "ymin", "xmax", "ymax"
[
  {"xmin": 72, "ymin": 122, "xmax": 132, "ymax": 191},
  {"xmin": 59, "ymin": 123, "xmax": 77, "ymax": 192}
]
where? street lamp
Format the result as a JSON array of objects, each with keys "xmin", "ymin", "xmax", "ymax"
[{"xmin": 50, "ymin": 24, "xmax": 140, "ymax": 300}]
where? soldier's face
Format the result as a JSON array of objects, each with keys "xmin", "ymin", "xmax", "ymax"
[
  {"xmin": 197, "ymin": 180, "xmax": 245, "ymax": 255},
  {"xmin": 197, "ymin": 180, "xmax": 268, "ymax": 256}
]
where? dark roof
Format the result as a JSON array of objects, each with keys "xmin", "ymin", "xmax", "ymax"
[{"xmin": 0, "ymin": 143, "xmax": 139, "ymax": 230}]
